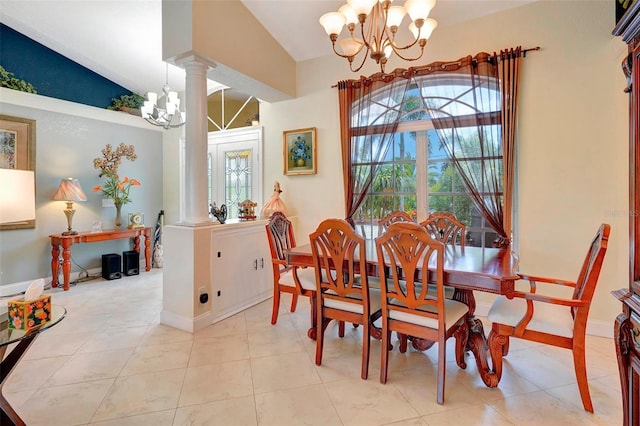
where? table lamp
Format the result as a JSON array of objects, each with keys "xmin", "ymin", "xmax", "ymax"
[
  {"xmin": 0, "ymin": 169, "xmax": 36, "ymax": 224},
  {"xmin": 52, "ymin": 177, "xmax": 87, "ymax": 235}
]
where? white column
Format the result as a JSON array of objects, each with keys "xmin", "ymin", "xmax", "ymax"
[{"xmin": 181, "ymin": 59, "xmax": 211, "ymax": 225}]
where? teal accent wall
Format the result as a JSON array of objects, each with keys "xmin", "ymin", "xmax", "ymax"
[{"xmin": 0, "ymin": 23, "xmax": 134, "ymax": 109}]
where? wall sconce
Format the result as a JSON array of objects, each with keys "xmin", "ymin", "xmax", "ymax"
[
  {"xmin": 0, "ymin": 169, "xmax": 35, "ymax": 225},
  {"xmin": 52, "ymin": 177, "xmax": 87, "ymax": 235}
]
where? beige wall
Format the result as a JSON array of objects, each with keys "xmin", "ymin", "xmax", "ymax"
[{"xmin": 260, "ymin": 0, "xmax": 627, "ymax": 334}]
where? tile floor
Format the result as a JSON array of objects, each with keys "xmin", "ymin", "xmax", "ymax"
[{"xmin": 3, "ymin": 269, "xmax": 623, "ymax": 425}]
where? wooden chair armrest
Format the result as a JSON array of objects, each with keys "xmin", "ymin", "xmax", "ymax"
[
  {"xmin": 523, "ymin": 292, "xmax": 588, "ymax": 308},
  {"xmin": 509, "ymin": 291, "xmax": 587, "ymax": 336},
  {"xmin": 517, "ymin": 273, "xmax": 576, "ymax": 293}
]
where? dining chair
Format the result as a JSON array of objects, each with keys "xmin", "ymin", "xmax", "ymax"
[
  {"xmin": 378, "ymin": 210, "xmax": 414, "ymax": 235},
  {"xmin": 487, "ymin": 223, "xmax": 610, "ymax": 413},
  {"xmin": 375, "ymin": 222, "xmax": 469, "ymax": 404},
  {"xmin": 309, "ymin": 218, "xmax": 382, "ymax": 380},
  {"xmin": 265, "ymin": 212, "xmax": 316, "ymax": 326},
  {"xmin": 420, "ymin": 212, "xmax": 466, "ymax": 246}
]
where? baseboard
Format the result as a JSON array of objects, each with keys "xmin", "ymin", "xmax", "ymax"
[
  {"xmin": 0, "ymin": 267, "xmax": 101, "ymax": 297},
  {"xmin": 159, "ymin": 309, "xmax": 215, "ymax": 333}
]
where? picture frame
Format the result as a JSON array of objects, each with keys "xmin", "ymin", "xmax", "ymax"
[
  {"xmin": 283, "ymin": 127, "xmax": 317, "ymax": 176},
  {"xmin": 0, "ymin": 114, "xmax": 36, "ymax": 230}
]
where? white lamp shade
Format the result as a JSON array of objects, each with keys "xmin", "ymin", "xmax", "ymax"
[
  {"xmin": 0, "ymin": 169, "xmax": 35, "ymax": 224},
  {"xmin": 404, "ymin": 0, "xmax": 435, "ymax": 21},
  {"xmin": 339, "ymin": 4, "xmax": 359, "ymax": 26},
  {"xmin": 421, "ymin": 18, "xmax": 438, "ymax": 39},
  {"xmin": 320, "ymin": 12, "xmax": 346, "ymax": 36},
  {"xmin": 146, "ymin": 92, "xmax": 158, "ymax": 105},
  {"xmin": 339, "ymin": 37, "xmax": 365, "ymax": 57},
  {"xmin": 386, "ymin": 5, "xmax": 406, "ymax": 28},
  {"xmin": 347, "ymin": 0, "xmax": 377, "ymax": 16}
]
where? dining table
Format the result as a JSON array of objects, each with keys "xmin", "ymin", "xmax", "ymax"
[{"xmin": 285, "ymin": 241, "xmax": 519, "ymax": 388}]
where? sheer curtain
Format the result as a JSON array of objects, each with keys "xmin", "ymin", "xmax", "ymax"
[
  {"xmin": 338, "ymin": 48, "xmax": 523, "ymax": 244},
  {"xmin": 423, "ymin": 48, "xmax": 522, "ymax": 247},
  {"xmin": 338, "ymin": 72, "xmax": 413, "ymax": 225}
]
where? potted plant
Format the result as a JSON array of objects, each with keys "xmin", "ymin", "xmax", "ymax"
[
  {"xmin": 107, "ymin": 93, "xmax": 145, "ymax": 116},
  {"xmin": 0, "ymin": 66, "xmax": 37, "ymax": 93}
]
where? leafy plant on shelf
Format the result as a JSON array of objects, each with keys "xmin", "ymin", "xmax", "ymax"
[
  {"xmin": 92, "ymin": 143, "xmax": 140, "ymax": 206},
  {"xmin": 290, "ymin": 135, "xmax": 311, "ymax": 166},
  {"xmin": 0, "ymin": 65, "xmax": 37, "ymax": 93},
  {"xmin": 107, "ymin": 93, "xmax": 145, "ymax": 112}
]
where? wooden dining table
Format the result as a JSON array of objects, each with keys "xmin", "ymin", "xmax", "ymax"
[{"xmin": 286, "ymin": 241, "xmax": 519, "ymax": 388}]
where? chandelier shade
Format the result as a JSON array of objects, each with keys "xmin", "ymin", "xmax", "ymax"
[
  {"xmin": 140, "ymin": 64, "xmax": 185, "ymax": 130},
  {"xmin": 319, "ymin": 0, "xmax": 438, "ymax": 73}
]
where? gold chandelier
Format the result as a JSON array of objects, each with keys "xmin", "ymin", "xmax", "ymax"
[{"xmin": 319, "ymin": 0, "xmax": 438, "ymax": 73}]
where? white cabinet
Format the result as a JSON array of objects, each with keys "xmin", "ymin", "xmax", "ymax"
[{"xmin": 210, "ymin": 220, "xmax": 271, "ymax": 322}]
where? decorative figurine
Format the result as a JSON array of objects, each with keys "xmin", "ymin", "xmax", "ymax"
[
  {"xmin": 260, "ymin": 181, "xmax": 288, "ymax": 219},
  {"xmin": 238, "ymin": 199, "xmax": 257, "ymax": 220},
  {"xmin": 210, "ymin": 202, "xmax": 227, "ymax": 224}
]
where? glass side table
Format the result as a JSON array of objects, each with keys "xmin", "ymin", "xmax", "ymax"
[{"xmin": 0, "ymin": 305, "xmax": 66, "ymax": 426}]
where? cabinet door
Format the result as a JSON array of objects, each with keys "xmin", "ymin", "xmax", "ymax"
[
  {"xmin": 629, "ymin": 352, "xmax": 640, "ymax": 423},
  {"xmin": 211, "ymin": 225, "xmax": 271, "ymax": 320}
]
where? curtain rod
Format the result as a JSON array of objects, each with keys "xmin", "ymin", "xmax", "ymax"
[{"xmin": 331, "ymin": 46, "xmax": 541, "ymax": 88}]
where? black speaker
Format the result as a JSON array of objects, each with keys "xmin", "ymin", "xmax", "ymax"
[
  {"xmin": 102, "ymin": 253, "xmax": 122, "ymax": 280},
  {"xmin": 123, "ymin": 250, "xmax": 139, "ymax": 276}
]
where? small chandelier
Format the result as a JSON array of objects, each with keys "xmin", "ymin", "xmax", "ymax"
[
  {"xmin": 319, "ymin": 0, "xmax": 438, "ymax": 73},
  {"xmin": 140, "ymin": 64, "xmax": 185, "ymax": 129}
]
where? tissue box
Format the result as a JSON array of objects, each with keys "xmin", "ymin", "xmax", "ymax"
[{"xmin": 7, "ymin": 294, "xmax": 52, "ymax": 330}]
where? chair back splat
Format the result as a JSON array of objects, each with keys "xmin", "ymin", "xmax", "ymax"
[
  {"xmin": 487, "ymin": 223, "xmax": 611, "ymax": 413},
  {"xmin": 378, "ymin": 210, "xmax": 414, "ymax": 234},
  {"xmin": 420, "ymin": 212, "xmax": 466, "ymax": 246}
]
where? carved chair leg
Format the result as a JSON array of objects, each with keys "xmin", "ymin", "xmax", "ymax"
[
  {"xmin": 361, "ymin": 318, "xmax": 370, "ymax": 380},
  {"xmin": 572, "ymin": 345, "xmax": 594, "ymax": 412},
  {"xmin": 271, "ymin": 287, "xmax": 281, "ymax": 325},
  {"xmin": 290, "ymin": 293, "xmax": 298, "ymax": 312},
  {"xmin": 338, "ymin": 321, "xmax": 345, "ymax": 337},
  {"xmin": 399, "ymin": 333, "xmax": 408, "ymax": 353},
  {"xmin": 380, "ymin": 328, "xmax": 391, "ymax": 384},
  {"xmin": 307, "ymin": 296, "xmax": 317, "ymax": 340},
  {"xmin": 315, "ymin": 318, "xmax": 325, "ymax": 366}
]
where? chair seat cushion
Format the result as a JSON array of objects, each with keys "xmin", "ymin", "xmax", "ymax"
[
  {"xmin": 325, "ymin": 287, "xmax": 382, "ymax": 315},
  {"xmin": 388, "ymin": 298, "xmax": 468, "ymax": 329},
  {"xmin": 487, "ymin": 296, "xmax": 574, "ymax": 338},
  {"xmin": 279, "ymin": 267, "xmax": 316, "ymax": 291}
]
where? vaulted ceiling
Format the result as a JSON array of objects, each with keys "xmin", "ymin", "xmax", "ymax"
[{"xmin": 0, "ymin": 0, "xmax": 535, "ymax": 99}]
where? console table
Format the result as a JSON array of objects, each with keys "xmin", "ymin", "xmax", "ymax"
[{"xmin": 49, "ymin": 227, "xmax": 152, "ymax": 291}]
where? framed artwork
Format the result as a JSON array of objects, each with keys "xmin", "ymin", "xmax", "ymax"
[
  {"xmin": 0, "ymin": 114, "xmax": 36, "ymax": 230},
  {"xmin": 283, "ymin": 127, "xmax": 317, "ymax": 175}
]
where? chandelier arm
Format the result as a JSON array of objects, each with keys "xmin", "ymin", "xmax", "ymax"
[
  {"xmin": 390, "ymin": 43, "xmax": 426, "ymax": 62},
  {"xmin": 385, "ymin": 26, "xmax": 422, "ymax": 53},
  {"xmin": 349, "ymin": 45, "xmax": 371, "ymax": 73}
]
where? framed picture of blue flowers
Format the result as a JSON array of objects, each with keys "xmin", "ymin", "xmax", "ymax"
[{"xmin": 283, "ymin": 127, "xmax": 317, "ymax": 175}]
